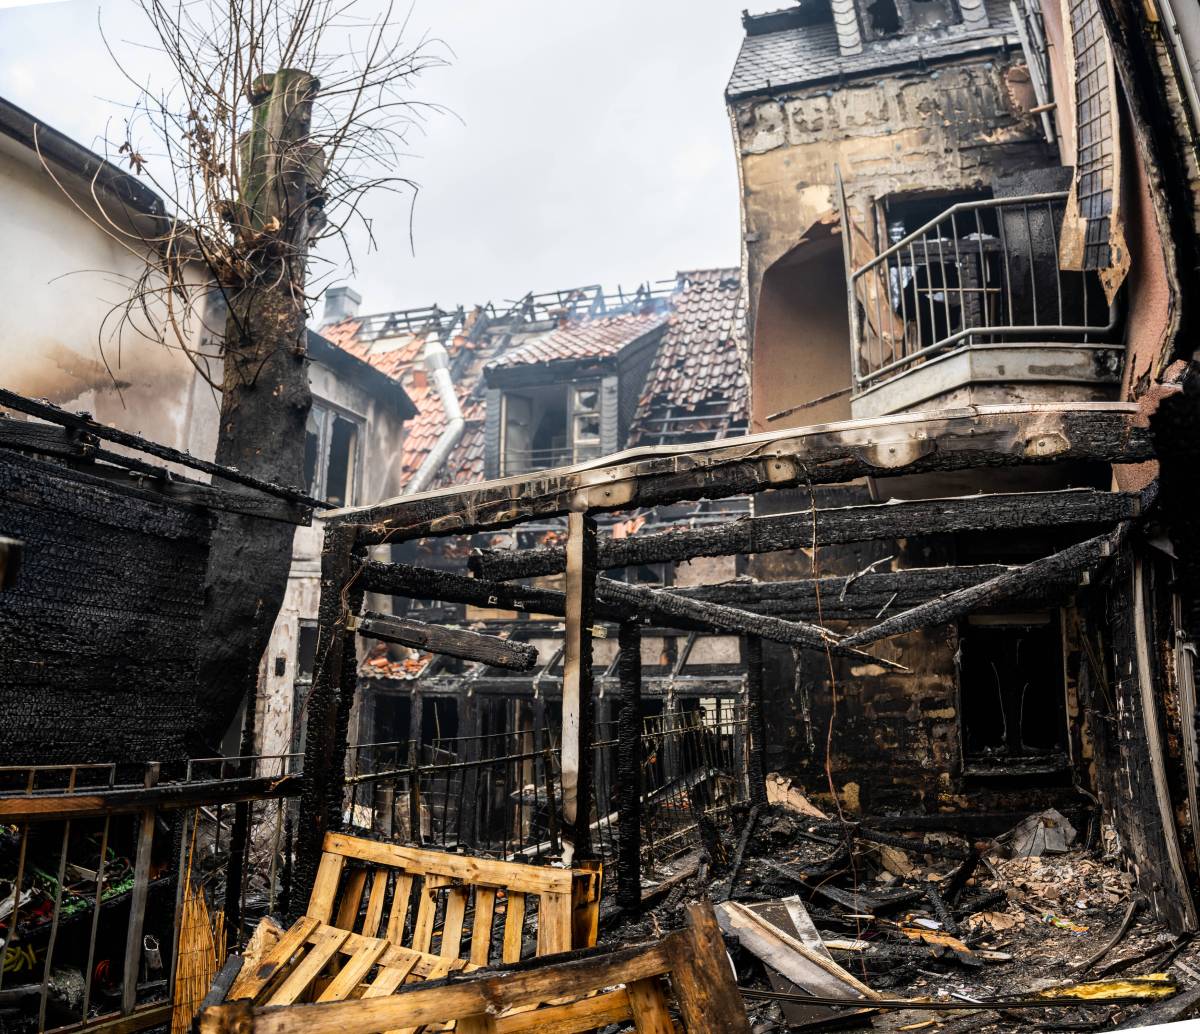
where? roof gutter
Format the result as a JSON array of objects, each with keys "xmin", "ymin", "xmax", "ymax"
[{"xmin": 404, "ymin": 333, "xmax": 464, "ymax": 495}]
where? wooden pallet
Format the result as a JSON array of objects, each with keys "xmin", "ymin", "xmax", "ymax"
[
  {"xmin": 200, "ymin": 902, "xmax": 750, "ymax": 1034},
  {"xmin": 310, "ymin": 832, "xmax": 602, "ymax": 965}
]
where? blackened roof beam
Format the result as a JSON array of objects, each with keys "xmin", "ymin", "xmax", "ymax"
[{"xmin": 470, "ymin": 487, "xmax": 1143, "ymax": 581}]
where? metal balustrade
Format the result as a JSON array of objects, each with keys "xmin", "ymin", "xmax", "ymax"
[{"xmin": 847, "ymin": 192, "xmax": 1118, "ymax": 392}]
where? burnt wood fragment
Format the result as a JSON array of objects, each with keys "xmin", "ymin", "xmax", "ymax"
[
  {"xmin": 744, "ymin": 637, "xmax": 768, "ymax": 805},
  {"xmin": 471, "ymin": 489, "xmax": 1142, "ymax": 581},
  {"xmin": 354, "ymin": 612, "xmax": 539, "ymax": 671}
]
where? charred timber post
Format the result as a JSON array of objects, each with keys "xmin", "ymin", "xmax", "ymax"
[
  {"xmin": 843, "ymin": 523, "xmax": 1133, "ymax": 648},
  {"xmin": 294, "ymin": 525, "xmax": 357, "ymax": 917},
  {"xmin": 616, "ymin": 621, "xmax": 643, "ymax": 911},
  {"xmin": 561, "ymin": 513, "xmax": 597, "ymax": 861},
  {"xmin": 353, "ymin": 612, "xmax": 539, "ymax": 671},
  {"xmin": 469, "ymin": 489, "xmax": 1144, "ymax": 582},
  {"xmin": 744, "ymin": 636, "xmax": 768, "ymax": 806},
  {"xmin": 329, "ymin": 544, "xmax": 367, "ymax": 834}
]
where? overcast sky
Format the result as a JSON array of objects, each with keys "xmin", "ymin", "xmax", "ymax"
[{"xmin": 0, "ymin": 0, "xmax": 772, "ymax": 318}]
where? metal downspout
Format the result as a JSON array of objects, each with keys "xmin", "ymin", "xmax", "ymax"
[{"xmin": 404, "ymin": 333, "xmax": 464, "ymax": 495}]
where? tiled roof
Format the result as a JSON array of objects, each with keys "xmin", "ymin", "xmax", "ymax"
[
  {"xmin": 726, "ymin": 0, "xmax": 1016, "ymax": 98},
  {"xmin": 629, "ymin": 270, "xmax": 749, "ymax": 443},
  {"xmin": 484, "ymin": 312, "xmax": 669, "ymax": 371},
  {"xmin": 324, "ymin": 270, "xmax": 747, "ymax": 491}
]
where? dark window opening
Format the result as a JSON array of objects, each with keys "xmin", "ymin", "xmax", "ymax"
[
  {"xmin": 501, "ymin": 381, "xmax": 601, "ymax": 475},
  {"xmin": 868, "ymin": 0, "xmax": 902, "ymax": 34},
  {"xmin": 423, "ymin": 697, "xmax": 459, "ymax": 747},
  {"xmin": 305, "ymin": 402, "xmax": 362, "ymax": 505},
  {"xmin": 960, "ymin": 614, "xmax": 1068, "ymax": 773},
  {"xmin": 291, "ymin": 621, "xmax": 320, "ymax": 754},
  {"xmin": 296, "ymin": 622, "xmax": 319, "ymax": 683}
]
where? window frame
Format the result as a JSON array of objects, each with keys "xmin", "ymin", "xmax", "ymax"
[{"xmin": 305, "ymin": 399, "xmax": 365, "ymax": 507}]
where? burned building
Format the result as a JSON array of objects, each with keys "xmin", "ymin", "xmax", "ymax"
[
  {"xmin": 313, "ymin": 273, "xmax": 752, "ymax": 830},
  {"xmin": 721, "ymin": 0, "xmax": 1200, "ymax": 929}
]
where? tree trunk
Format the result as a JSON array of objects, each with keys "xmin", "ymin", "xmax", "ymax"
[{"xmin": 194, "ymin": 69, "xmax": 318, "ymax": 749}]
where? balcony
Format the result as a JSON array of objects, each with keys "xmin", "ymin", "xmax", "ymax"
[{"xmin": 846, "ymin": 193, "xmax": 1123, "ymax": 419}]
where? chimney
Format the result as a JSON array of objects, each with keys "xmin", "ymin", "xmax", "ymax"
[
  {"xmin": 831, "ymin": 0, "xmax": 864, "ymax": 55},
  {"xmin": 322, "ymin": 285, "xmax": 362, "ymax": 325}
]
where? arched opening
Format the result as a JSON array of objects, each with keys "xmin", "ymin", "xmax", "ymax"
[{"xmin": 751, "ymin": 227, "xmax": 853, "ymax": 431}]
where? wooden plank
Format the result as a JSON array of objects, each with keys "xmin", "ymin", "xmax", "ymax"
[
  {"xmin": 121, "ymin": 765, "xmax": 159, "ymax": 1014},
  {"xmin": 502, "ymin": 892, "xmax": 526, "ymax": 963},
  {"xmin": 440, "ymin": 886, "xmax": 469, "ymax": 959},
  {"xmin": 535, "ymin": 892, "xmax": 573, "ymax": 957},
  {"xmin": 355, "ymin": 612, "xmax": 538, "ymax": 671},
  {"xmin": 362, "ymin": 870, "xmax": 389, "ymax": 937},
  {"xmin": 322, "ymin": 834, "xmax": 575, "ymax": 895},
  {"xmin": 45, "ymin": 1002, "xmax": 172, "ymax": 1034},
  {"xmin": 715, "ymin": 901, "xmax": 878, "ymax": 999},
  {"xmin": 670, "ymin": 903, "xmax": 753, "ymax": 1034},
  {"xmin": 267, "ymin": 926, "xmax": 352, "ymax": 1006},
  {"xmin": 316, "ymin": 940, "xmax": 389, "ymax": 1002},
  {"xmin": 470, "ymin": 887, "xmax": 497, "ymax": 966},
  {"xmin": 204, "ymin": 938, "xmax": 678, "ymax": 1034},
  {"xmin": 334, "ymin": 870, "xmax": 368, "ymax": 931},
  {"xmin": 410, "ymin": 879, "xmax": 440, "ymax": 954},
  {"xmin": 307, "ymin": 854, "xmax": 347, "ymax": 924},
  {"xmin": 844, "ymin": 523, "xmax": 1132, "ymax": 647},
  {"xmin": 386, "ymin": 873, "xmax": 415, "ymax": 944},
  {"xmin": 492, "ymin": 989, "xmax": 632, "ymax": 1033},
  {"xmin": 470, "ymin": 489, "xmax": 1142, "ymax": 580},
  {"xmin": 361, "ymin": 958, "xmax": 419, "ymax": 998},
  {"xmin": 625, "ymin": 979, "xmax": 674, "ymax": 1034},
  {"xmin": 228, "ymin": 916, "xmax": 321, "ymax": 1001},
  {"xmin": 329, "ymin": 405, "xmax": 1153, "ymax": 543},
  {"xmin": 0, "ymin": 773, "xmax": 304, "ymax": 824}
]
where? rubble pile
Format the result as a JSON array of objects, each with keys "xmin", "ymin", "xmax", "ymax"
[{"xmin": 604, "ymin": 801, "xmax": 1200, "ymax": 1032}]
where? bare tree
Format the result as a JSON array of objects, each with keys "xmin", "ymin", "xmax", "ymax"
[{"xmin": 75, "ymin": 0, "xmax": 445, "ymax": 747}]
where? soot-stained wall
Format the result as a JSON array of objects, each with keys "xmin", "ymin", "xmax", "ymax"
[{"xmin": 0, "ymin": 448, "xmax": 211, "ymax": 764}]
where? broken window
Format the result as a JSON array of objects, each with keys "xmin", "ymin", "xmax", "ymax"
[
  {"xmin": 859, "ymin": 0, "xmax": 959, "ymax": 40},
  {"xmin": 500, "ymin": 381, "xmax": 602, "ymax": 475},
  {"xmin": 959, "ymin": 613, "xmax": 1069, "ymax": 774},
  {"xmin": 304, "ymin": 402, "xmax": 362, "ymax": 506},
  {"xmin": 291, "ymin": 621, "xmax": 319, "ymax": 753},
  {"xmin": 1068, "ymin": 0, "xmax": 1117, "ymax": 270}
]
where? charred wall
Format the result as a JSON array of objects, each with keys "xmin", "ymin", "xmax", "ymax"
[{"xmin": 0, "ymin": 449, "xmax": 211, "ymax": 764}]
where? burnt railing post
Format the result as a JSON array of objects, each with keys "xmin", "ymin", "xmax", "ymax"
[
  {"xmin": 744, "ymin": 635, "xmax": 768, "ymax": 806},
  {"xmin": 616, "ymin": 619, "xmax": 643, "ymax": 911},
  {"xmin": 294, "ymin": 524, "xmax": 357, "ymax": 916},
  {"xmin": 562, "ymin": 511, "xmax": 597, "ymax": 861}
]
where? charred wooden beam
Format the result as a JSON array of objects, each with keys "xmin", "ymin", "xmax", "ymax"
[
  {"xmin": 562, "ymin": 513, "xmax": 597, "ymax": 859},
  {"xmin": 744, "ymin": 637, "xmax": 768, "ymax": 806},
  {"xmin": 354, "ymin": 612, "xmax": 539, "ymax": 671},
  {"xmin": 0, "ymin": 386, "xmax": 323, "ymax": 506},
  {"xmin": 470, "ymin": 489, "xmax": 1143, "ymax": 581},
  {"xmin": 844, "ymin": 524, "xmax": 1131, "ymax": 647},
  {"xmin": 295, "ymin": 525, "xmax": 358, "ymax": 916},
  {"xmin": 596, "ymin": 576, "xmax": 906, "ymax": 669},
  {"xmin": 670, "ymin": 564, "xmax": 1083, "ymax": 619},
  {"xmin": 0, "ymin": 420, "xmax": 311, "ymax": 524},
  {"xmin": 616, "ymin": 620, "xmax": 643, "ymax": 911},
  {"xmin": 330, "ymin": 406, "xmax": 1152, "ymax": 544},
  {"xmin": 376, "ymin": 674, "xmax": 745, "ymax": 697}
]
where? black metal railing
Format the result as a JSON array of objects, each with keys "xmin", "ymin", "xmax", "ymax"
[
  {"xmin": 0, "ymin": 755, "xmax": 302, "ymax": 1034},
  {"xmin": 342, "ymin": 703, "xmax": 749, "ymax": 866},
  {"xmin": 848, "ymin": 192, "xmax": 1118, "ymax": 390}
]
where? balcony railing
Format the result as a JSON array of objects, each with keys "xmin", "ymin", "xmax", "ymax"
[
  {"xmin": 501, "ymin": 445, "xmax": 600, "ymax": 476},
  {"xmin": 847, "ymin": 192, "xmax": 1118, "ymax": 392}
]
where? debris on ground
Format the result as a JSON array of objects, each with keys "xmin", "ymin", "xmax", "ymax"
[{"xmin": 602, "ymin": 802, "xmax": 1200, "ymax": 1032}]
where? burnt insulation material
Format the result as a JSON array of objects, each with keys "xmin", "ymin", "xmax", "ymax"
[{"xmin": 0, "ymin": 448, "xmax": 212, "ymax": 764}]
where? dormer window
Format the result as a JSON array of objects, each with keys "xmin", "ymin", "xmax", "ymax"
[
  {"xmin": 859, "ymin": 0, "xmax": 960, "ymax": 41},
  {"xmin": 499, "ymin": 382, "xmax": 604, "ymax": 476}
]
